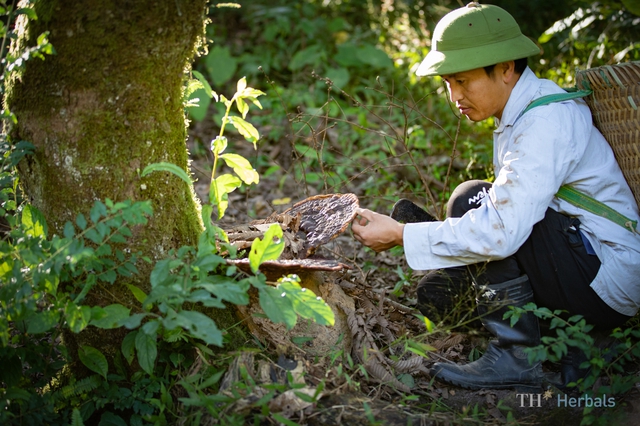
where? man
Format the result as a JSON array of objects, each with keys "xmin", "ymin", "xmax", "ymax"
[{"xmin": 351, "ymin": 2, "xmax": 640, "ymax": 391}]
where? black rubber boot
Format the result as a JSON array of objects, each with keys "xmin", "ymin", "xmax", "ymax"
[
  {"xmin": 557, "ymin": 332, "xmax": 617, "ymax": 390},
  {"xmin": 430, "ymin": 275, "xmax": 543, "ymax": 391}
]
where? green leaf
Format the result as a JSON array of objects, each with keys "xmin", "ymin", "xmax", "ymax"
[
  {"xmin": 76, "ymin": 213, "xmax": 88, "ymax": 230},
  {"xmin": 236, "ymin": 96, "xmax": 248, "ymax": 119},
  {"xmin": 204, "ymin": 46, "xmax": 237, "ymax": 86},
  {"xmin": 289, "ymin": 45, "xmax": 323, "ymax": 70},
  {"xmin": 236, "ymin": 86, "xmax": 265, "ymax": 110},
  {"xmin": 228, "ymin": 116, "xmax": 260, "ymax": 146},
  {"xmin": 184, "ymin": 77, "xmax": 204, "ymax": 98},
  {"xmin": 118, "ymin": 313, "xmax": 148, "ymax": 329},
  {"xmin": 15, "ymin": 7, "xmax": 38, "ymax": 20},
  {"xmin": 271, "ymin": 413, "xmax": 299, "ymax": 426},
  {"xmin": 197, "ymin": 278, "xmax": 250, "ymax": 305},
  {"xmin": 122, "ymin": 331, "xmax": 137, "ymax": 365},
  {"xmin": 26, "ymin": 309, "xmax": 59, "ymax": 334},
  {"xmin": 89, "ymin": 304, "xmax": 131, "ymax": 329},
  {"xmin": 210, "ymin": 174, "xmax": 242, "ymax": 219},
  {"xmin": 126, "ymin": 284, "xmax": 148, "ymax": 304},
  {"xmin": 355, "ymin": 44, "xmax": 393, "ymax": 68},
  {"xmin": 325, "ymin": 67, "xmax": 350, "ymax": 89},
  {"xmin": 335, "ymin": 43, "xmax": 363, "ymax": 67},
  {"xmin": 65, "ymin": 303, "xmax": 92, "ymax": 333},
  {"xmin": 278, "ymin": 276, "xmax": 334, "ymax": 326},
  {"xmin": 249, "ymin": 223, "xmax": 284, "ymax": 273},
  {"xmin": 178, "ymin": 311, "xmax": 223, "ymax": 346},
  {"xmin": 98, "ymin": 412, "xmax": 128, "ymax": 426},
  {"xmin": 135, "ymin": 332, "xmax": 157, "ymax": 375},
  {"xmin": 220, "ymin": 153, "xmax": 259, "ymax": 185},
  {"xmin": 150, "ymin": 258, "xmax": 173, "ymax": 288},
  {"xmin": 71, "ymin": 408, "xmax": 84, "ymax": 426},
  {"xmin": 192, "ymin": 70, "xmax": 218, "ymax": 101},
  {"xmin": 259, "ymin": 285, "xmax": 297, "ymax": 329},
  {"xmin": 415, "ymin": 314, "xmax": 435, "ymax": 333},
  {"xmin": 141, "ymin": 162, "xmax": 192, "ymax": 187},
  {"xmin": 405, "ymin": 339, "xmax": 436, "ymax": 357},
  {"xmin": 22, "ymin": 204, "xmax": 48, "ymax": 238},
  {"xmin": 211, "ymin": 135, "xmax": 228, "ymax": 156},
  {"xmin": 90, "ymin": 200, "xmax": 107, "ymax": 224},
  {"xmin": 63, "ymin": 221, "xmax": 75, "ymax": 239},
  {"xmin": 78, "ymin": 345, "xmax": 108, "ymax": 379},
  {"xmin": 187, "ymin": 87, "xmax": 212, "ymax": 122},
  {"xmin": 236, "ymin": 76, "xmax": 247, "ymax": 93}
]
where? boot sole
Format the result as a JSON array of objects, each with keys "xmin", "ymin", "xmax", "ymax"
[
  {"xmin": 437, "ymin": 375, "xmax": 542, "ymax": 392},
  {"xmin": 432, "ymin": 367, "xmax": 543, "ymax": 392}
]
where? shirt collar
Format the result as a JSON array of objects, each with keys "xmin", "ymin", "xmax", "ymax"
[{"xmin": 495, "ymin": 67, "xmax": 541, "ymax": 132}]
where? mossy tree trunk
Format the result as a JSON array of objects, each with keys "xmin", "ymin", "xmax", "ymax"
[{"xmin": 5, "ymin": 0, "xmax": 243, "ymax": 365}]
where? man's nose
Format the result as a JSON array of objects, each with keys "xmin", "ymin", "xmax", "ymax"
[{"xmin": 447, "ymin": 84, "xmax": 462, "ymax": 103}]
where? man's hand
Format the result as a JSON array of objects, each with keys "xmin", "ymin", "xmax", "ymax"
[{"xmin": 351, "ymin": 208, "xmax": 405, "ymax": 252}]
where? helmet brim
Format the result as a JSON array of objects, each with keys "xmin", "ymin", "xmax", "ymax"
[{"xmin": 416, "ymin": 35, "xmax": 541, "ymax": 77}]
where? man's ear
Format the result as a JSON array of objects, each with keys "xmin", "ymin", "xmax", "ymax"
[{"xmin": 499, "ymin": 61, "xmax": 517, "ymax": 84}]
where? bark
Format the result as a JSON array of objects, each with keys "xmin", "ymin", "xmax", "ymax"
[{"xmin": 5, "ymin": 0, "xmax": 245, "ymax": 363}]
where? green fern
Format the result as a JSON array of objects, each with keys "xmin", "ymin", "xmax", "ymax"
[
  {"xmin": 70, "ymin": 408, "xmax": 84, "ymax": 426},
  {"xmin": 54, "ymin": 375, "xmax": 103, "ymax": 401}
]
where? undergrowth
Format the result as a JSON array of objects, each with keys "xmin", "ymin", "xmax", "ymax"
[{"xmin": 1, "ymin": 1, "xmax": 639, "ymax": 425}]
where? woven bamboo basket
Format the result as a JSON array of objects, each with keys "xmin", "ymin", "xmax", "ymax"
[{"xmin": 575, "ymin": 61, "xmax": 640, "ymax": 208}]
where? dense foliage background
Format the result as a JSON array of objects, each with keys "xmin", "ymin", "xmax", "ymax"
[{"xmin": 1, "ymin": 0, "xmax": 639, "ymax": 425}]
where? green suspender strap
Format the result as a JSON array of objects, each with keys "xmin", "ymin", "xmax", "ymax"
[{"xmin": 520, "ymin": 90, "xmax": 639, "ymax": 234}]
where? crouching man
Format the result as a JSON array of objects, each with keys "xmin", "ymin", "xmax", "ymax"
[{"xmin": 351, "ymin": 2, "xmax": 640, "ymax": 390}]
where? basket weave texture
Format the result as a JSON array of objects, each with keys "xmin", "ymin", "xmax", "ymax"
[{"xmin": 576, "ymin": 61, "xmax": 640, "ymax": 208}]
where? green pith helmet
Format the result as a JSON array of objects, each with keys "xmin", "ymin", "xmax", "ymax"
[{"xmin": 416, "ymin": 2, "xmax": 541, "ymax": 77}]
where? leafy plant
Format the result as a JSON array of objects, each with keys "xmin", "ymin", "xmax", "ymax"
[{"xmin": 506, "ymin": 304, "xmax": 640, "ymax": 425}]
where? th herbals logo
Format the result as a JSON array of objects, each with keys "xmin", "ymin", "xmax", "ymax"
[{"xmin": 516, "ymin": 390, "xmax": 616, "ymax": 408}]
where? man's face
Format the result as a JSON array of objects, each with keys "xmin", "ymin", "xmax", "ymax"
[{"xmin": 441, "ymin": 66, "xmax": 512, "ymax": 122}]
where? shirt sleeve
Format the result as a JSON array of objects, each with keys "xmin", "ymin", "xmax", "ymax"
[{"xmin": 403, "ymin": 106, "xmax": 585, "ymax": 271}]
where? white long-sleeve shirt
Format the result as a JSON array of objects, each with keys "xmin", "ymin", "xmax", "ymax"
[{"xmin": 403, "ymin": 67, "xmax": 640, "ymax": 317}]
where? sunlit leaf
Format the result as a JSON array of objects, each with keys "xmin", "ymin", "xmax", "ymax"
[
  {"xmin": 126, "ymin": 284, "xmax": 147, "ymax": 304},
  {"xmin": 236, "ymin": 76, "xmax": 247, "ymax": 93},
  {"xmin": 211, "ymin": 135, "xmax": 227, "ymax": 156},
  {"xmin": 278, "ymin": 276, "xmax": 334, "ymax": 326},
  {"xmin": 22, "ymin": 204, "xmax": 48, "ymax": 238},
  {"xmin": 415, "ymin": 314, "xmax": 435, "ymax": 333},
  {"xmin": 220, "ymin": 153, "xmax": 259, "ymax": 185},
  {"xmin": 249, "ymin": 223, "xmax": 284, "ymax": 273},
  {"xmin": 210, "ymin": 174, "xmax": 242, "ymax": 219},
  {"xmin": 236, "ymin": 96, "xmax": 248, "ymax": 118},
  {"xmin": 228, "ymin": 116, "xmax": 260, "ymax": 147}
]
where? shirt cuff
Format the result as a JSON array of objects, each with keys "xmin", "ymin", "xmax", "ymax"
[{"xmin": 403, "ymin": 222, "xmax": 468, "ymax": 271}]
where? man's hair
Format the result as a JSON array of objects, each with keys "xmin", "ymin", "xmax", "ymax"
[{"xmin": 483, "ymin": 57, "xmax": 528, "ymax": 77}]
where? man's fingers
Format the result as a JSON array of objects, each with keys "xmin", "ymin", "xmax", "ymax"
[{"xmin": 355, "ymin": 208, "xmax": 375, "ymax": 220}]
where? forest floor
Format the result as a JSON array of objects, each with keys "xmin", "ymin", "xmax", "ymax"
[{"xmin": 186, "ymin": 129, "xmax": 640, "ymax": 425}]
